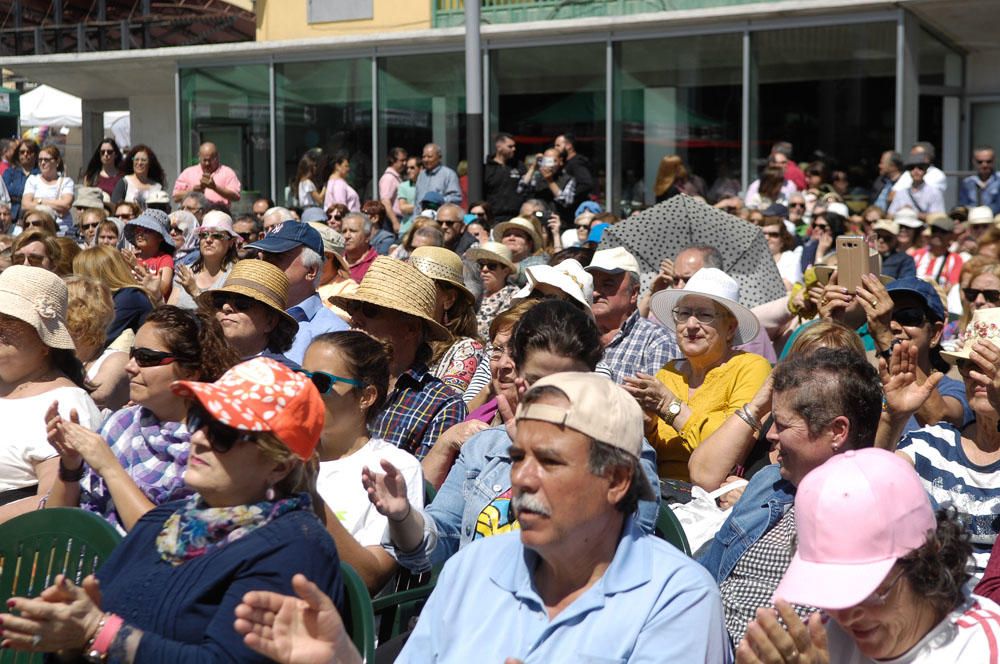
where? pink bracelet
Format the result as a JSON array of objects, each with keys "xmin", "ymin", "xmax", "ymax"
[{"xmin": 88, "ymin": 613, "xmax": 124, "ymax": 659}]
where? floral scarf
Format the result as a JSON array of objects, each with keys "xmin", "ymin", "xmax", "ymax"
[{"xmin": 156, "ymin": 492, "xmax": 311, "ymax": 566}]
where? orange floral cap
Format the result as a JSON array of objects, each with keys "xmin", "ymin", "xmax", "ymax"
[{"xmin": 171, "ymin": 357, "xmax": 324, "ymax": 460}]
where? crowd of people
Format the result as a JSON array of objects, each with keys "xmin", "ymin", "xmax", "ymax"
[{"xmin": 0, "ymin": 130, "xmax": 998, "ymax": 662}]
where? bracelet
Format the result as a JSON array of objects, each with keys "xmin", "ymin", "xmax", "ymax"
[
  {"xmin": 85, "ymin": 613, "xmax": 124, "ymax": 663},
  {"xmin": 735, "ymin": 405, "xmax": 762, "ymax": 435},
  {"xmin": 388, "ymin": 502, "xmax": 412, "ymax": 524},
  {"xmin": 58, "ymin": 460, "xmax": 86, "ymax": 482}
]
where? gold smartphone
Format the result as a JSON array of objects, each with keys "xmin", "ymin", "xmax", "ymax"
[{"xmin": 836, "ymin": 235, "xmax": 869, "ymax": 293}]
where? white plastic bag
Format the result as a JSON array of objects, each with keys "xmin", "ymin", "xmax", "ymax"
[{"xmin": 669, "ymin": 478, "xmax": 749, "ymax": 553}]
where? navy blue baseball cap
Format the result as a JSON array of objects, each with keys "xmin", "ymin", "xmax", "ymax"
[
  {"xmin": 421, "ymin": 191, "xmax": 445, "ymax": 209},
  {"xmin": 246, "ymin": 221, "xmax": 324, "ymax": 257},
  {"xmin": 885, "ymin": 277, "xmax": 945, "ymax": 322},
  {"xmin": 762, "ymin": 203, "xmax": 788, "ymax": 219}
]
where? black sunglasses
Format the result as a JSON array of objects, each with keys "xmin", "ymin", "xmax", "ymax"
[
  {"xmin": 130, "ymin": 347, "xmax": 179, "ymax": 368},
  {"xmin": 298, "ymin": 370, "xmax": 362, "ymax": 394},
  {"xmin": 350, "ymin": 301, "xmax": 386, "ymax": 319},
  {"xmin": 185, "ymin": 402, "xmax": 256, "ymax": 454},
  {"xmin": 211, "ymin": 293, "xmax": 256, "ymax": 312},
  {"xmin": 478, "ymin": 260, "xmax": 501, "ymax": 271},
  {"xmin": 963, "ymin": 288, "xmax": 1000, "ymax": 304},
  {"xmin": 891, "ymin": 307, "xmax": 928, "ymax": 328}
]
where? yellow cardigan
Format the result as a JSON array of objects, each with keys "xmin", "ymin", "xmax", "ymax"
[{"xmin": 647, "ymin": 352, "xmax": 772, "ymax": 481}]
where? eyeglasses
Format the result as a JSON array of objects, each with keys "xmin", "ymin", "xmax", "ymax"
[
  {"xmin": 963, "ymin": 288, "xmax": 1000, "ymax": 304},
  {"xmin": 788, "ymin": 202, "xmax": 806, "ymax": 209},
  {"xmin": 184, "ymin": 206, "xmax": 202, "ymax": 214},
  {"xmin": 976, "ymin": 159, "xmax": 995, "ymax": 165},
  {"xmin": 488, "ymin": 343, "xmax": 512, "ymax": 362},
  {"xmin": 24, "ymin": 219, "xmax": 48, "ymax": 229},
  {"xmin": 671, "ymin": 307, "xmax": 717, "ymax": 325},
  {"xmin": 186, "ymin": 403, "xmax": 257, "ymax": 454},
  {"xmin": 129, "ymin": 347, "xmax": 180, "ymax": 367},
  {"xmin": 11, "ymin": 253, "xmax": 45, "ymax": 266},
  {"xmin": 211, "ymin": 293, "xmax": 256, "ymax": 312},
  {"xmin": 80, "ymin": 222, "xmax": 100, "ymax": 231},
  {"xmin": 891, "ymin": 307, "xmax": 928, "ymax": 328},
  {"xmin": 478, "ymin": 260, "xmax": 501, "ymax": 271},
  {"xmin": 860, "ymin": 570, "xmax": 905, "ymax": 607},
  {"xmin": 100, "ymin": 149, "xmax": 115, "ymax": 156},
  {"xmin": 352, "ymin": 301, "xmax": 386, "ymax": 319},
  {"xmin": 37, "ymin": 157, "xmax": 55, "ymax": 163},
  {"xmin": 17, "ymin": 149, "xmax": 31, "ymax": 155},
  {"xmin": 812, "ymin": 223, "xmax": 830, "ymax": 232},
  {"xmin": 439, "ymin": 218, "xmax": 462, "ymax": 227},
  {"xmin": 116, "ymin": 212, "xmax": 136, "ymax": 220},
  {"xmin": 199, "ymin": 231, "xmax": 229, "ymax": 242},
  {"xmin": 298, "ymin": 370, "xmax": 362, "ymax": 394},
  {"xmin": 132, "ymin": 158, "xmax": 148, "ymax": 164}
]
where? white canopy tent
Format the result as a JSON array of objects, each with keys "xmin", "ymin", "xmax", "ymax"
[{"xmin": 19, "ymin": 85, "xmax": 130, "ymax": 145}]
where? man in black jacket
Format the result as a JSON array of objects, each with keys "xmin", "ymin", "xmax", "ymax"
[
  {"xmin": 555, "ymin": 132, "xmax": 594, "ymax": 212},
  {"xmin": 483, "ymin": 132, "xmax": 525, "ymax": 222}
]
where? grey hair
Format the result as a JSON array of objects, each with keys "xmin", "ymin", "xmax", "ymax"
[
  {"xmin": 183, "ymin": 191, "xmax": 209, "ymax": 209},
  {"xmin": 438, "ymin": 203, "xmax": 465, "ymax": 218},
  {"xmin": 413, "ymin": 226, "xmax": 443, "ymax": 247},
  {"xmin": 677, "ymin": 244, "xmax": 723, "ymax": 270},
  {"xmin": 300, "ymin": 246, "xmax": 324, "ymax": 284},
  {"xmin": 264, "ymin": 206, "xmax": 296, "ymax": 225},
  {"xmin": 344, "ymin": 212, "xmax": 372, "ymax": 236},
  {"xmin": 168, "ymin": 210, "xmax": 197, "ymax": 233},
  {"xmin": 423, "ymin": 143, "xmax": 442, "ymax": 157}
]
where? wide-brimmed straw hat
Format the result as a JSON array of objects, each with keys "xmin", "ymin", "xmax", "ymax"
[
  {"xmin": 650, "ymin": 267, "xmax": 760, "ymax": 346},
  {"xmin": 465, "ymin": 241, "xmax": 516, "ymax": 273},
  {"xmin": 125, "ymin": 209, "xmax": 175, "ymax": 252},
  {"xmin": 492, "ymin": 216, "xmax": 544, "ymax": 252},
  {"xmin": 329, "ymin": 256, "xmax": 451, "ymax": 341},
  {"xmin": 409, "ymin": 246, "xmax": 475, "ymax": 306},
  {"xmin": 197, "ymin": 260, "xmax": 298, "ymax": 339},
  {"xmin": 0, "ymin": 265, "xmax": 75, "ymax": 350},
  {"xmin": 941, "ymin": 307, "xmax": 1000, "ymax": 364}
]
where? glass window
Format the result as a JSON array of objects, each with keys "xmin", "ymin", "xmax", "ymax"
[
  {"xmin": 378, "ymin": 52, "xmax": 466, "ymax": 183},
  {"xmin": 750, "ymin": 23, "xmax": 896, "ymax": 203},
  {"xmin": 615, "ymin": 33, "xmax": 742, "ymax": 211},
  {"xmin": 276, "ymin": 59, "xmax": 373, "ymax": 207},
  {"xmin": 179, "ymin": 65, "xmax": 271, "ymax": 201},
  {"xmin": 919, "ymin": 28, "xmax": 962, "ymax": 87},
  {"xmin": 490, "ymin": 43, "xmax": 606, "ymax": 212}
]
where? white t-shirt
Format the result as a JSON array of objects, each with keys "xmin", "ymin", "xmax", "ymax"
[
  {"xmin": 826, "ymin": 594, "xmax": 1000, "ymax": 663},
  {"xmin": 298, "ymin": 179, "xmax": 318, "ymax": 208},
  {"xmin": 23, "ymin": 174, "xmax": 74, "ymax": 229},
  {"xmin": 776, "ymin": 248, "xmax": 804, "ymax": 285},
  {"xmin": 0, "ymin": 386, "xmax": 102, "ymax": 492},
  {"xmin": 317, "ymin": 438, "xmax": 424, "ymax": 547}
]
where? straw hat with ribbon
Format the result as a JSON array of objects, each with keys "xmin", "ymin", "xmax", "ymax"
[
  {"xmin": 0, "ymin": 265, "xmax": 75, "ymax": 350},
  {"xmin": 409, "ymin": 246, "xmax": 475, "ymax": 306},
  {"xmin": 465, "ymin": 241, "xmax": 516, "ymax": 273},
  {"xmin": 329, "ymin": 256, "xmax": 451, "ymax": 341},
  {"xmin": 492, "ymin": 216, "xmax": 544, "ymax": 253},
  {"xmin": 197, "ymin": 260, "xmax": 298, "ymax": 340},
  {"xmin": 941, "ymin": 308, "xmax": 1000, "ymax": 364}
]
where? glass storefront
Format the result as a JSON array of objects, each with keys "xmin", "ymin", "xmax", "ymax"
[
  {"xmin": 178, "ymin": 65, "xmax": 270, "ymax": 200},
  {"xmin": 275, "ymin": 59, "xmax": 373, "ymax": 205},
  {"xmin": 615, "ymin": 33, "xmax": 742, "ymax": 211}
]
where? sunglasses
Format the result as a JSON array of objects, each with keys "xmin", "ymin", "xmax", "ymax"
[
  {"xmin": 129, "ymin": 346, "xmax": 182, "ymax": 367},
  {"xmin": 963, "ymin": 288, "xmax": 1000, "ymax": 304},
  {"xmin": 299, "ymin": 370, "xmax": 362, "ymax": 394},
  {"xmin": 186, "ymin": 403, "xmax": 257, "ymax": 454},
  {"xmin": 117, "ymin": 213, "xmax": 136, "ymax": 220},
  {"xmin": 11, "ymin": 253, "xmax": 45, "ymax": 266},
  {"xmin": 236, "ymin": 231, "xmax": 256, "ymax": 242},
  {"xmin": 812, "ymin": 224, "xmax": 830, "ymax": 232},
  {"xmin": 439, "ymin": 219, "xmax": 462, "ymax": 227},
  {"xmin": 891, "ymin": 307, "xmax": 928, "ymax": 328},
  {"xmin": 24, "ymin": 219, "xmax": 48, "ymax": 228},
  {"xmin": 100, "ymin": 149, "xmax": 116, "ymax": 156},
  {"xmin": 199, "ymin": 231, "xmax": 229, "ymax": 242},
  {"xmin": 352, "ymin": 301, "xmax": 386, "ymax": 319},
  {"xmin": 788, "ymin": 202, "xmax": 806, "ymax": 209},
  {"xmin": 211, "ymin": 293, "xmax": 256, "ymax": 312},
  {"xmin": 80, "ymin": 222, "xmax": 100, "ymax": 231},
  {"xmin": 478, "ymin": 260, "xmax": 501, "ymax": 271}
]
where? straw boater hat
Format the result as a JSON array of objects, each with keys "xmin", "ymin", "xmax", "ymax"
[
  {"xmin": 197, "ymin": 260, "xmax": 298, "ymax": 340},
  {"xmin": 0, "ymin": 265, "xmax": 75, "ymax": 350},
  {"xmin": 491, "ymin": 216, "xmax": 544, "ymax": 252},
  {"xmin": 940, "ymin": 308, "xmax": 1000, "ymax": 364},
  {"xmin": 465, "ymin": 241, "xmax": 516, "ymax": 273},
  {"xmin": 409, "ymin": 246, "xmax": 475, "ymax": 306},
  {"xmin": 649, "ymin": 267, "xmax": 760, "ymax": 346},
  {"xmin": 329, "ymin": 256, "xmax": 451, "ymax": 341}
]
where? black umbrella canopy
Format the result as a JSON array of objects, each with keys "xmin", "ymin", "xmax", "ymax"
[{"xmin": 598, "ymin": 195, "xmax": 786, "ymax": 309}]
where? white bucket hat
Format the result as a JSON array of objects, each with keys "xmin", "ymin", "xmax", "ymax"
[
  {"xmin": 513, "ymin": 259, "xmax": 593, "ymax": 309},
  {"xmin": 893, "ymin": 208, "xmax": 923, "ymax": 229},
  {"xmin": 0, "ymin": 265, "xmax": 75, "ymax": 350},
  {"xmin": 649, "ymin": 267, "xmax": 760, "ymax": 345},
  {"xmin": 968, "ymin": 205, "xmax": 995, "ymax": 226}
]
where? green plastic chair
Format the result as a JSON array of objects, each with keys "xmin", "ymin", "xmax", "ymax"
[
  {"xmin": 371, "ymin": 565, "xmax": 439, "ymax": 644},
  {"xmin": 0, "ymin": 508, "xmax": 123, "ymax": 664},
  {"xmin": 423, "ymin": 479, "xmax": 437, "ymax": 506},
  {"xmin": 654, "ymin": 503, "xmax": 692, "ymax": 556},
  {"xmin": 339, "ymin": 562, "xmax": 376, "ymax": 663}
]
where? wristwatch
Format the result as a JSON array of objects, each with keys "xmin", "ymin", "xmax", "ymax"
[{"xmin": 662, "ymin": 398, "xmax": 683, "ymax": 427}]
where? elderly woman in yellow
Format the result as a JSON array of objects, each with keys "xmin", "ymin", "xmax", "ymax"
[{"xmin": 624, "ymin": 267, "xmax": 771, "ymax": 480}]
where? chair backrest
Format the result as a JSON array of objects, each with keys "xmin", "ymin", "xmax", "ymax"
[
  {"xmin": 423, "ymin": 479, "xmax": 437, "ymax": 506},
  {"xmin": 654, "ymin": 503, "xmax": 692, "ymax": 556},
  {"xmin": 339, "ymin": 562, "xmax": 376, "ymax": 664},
  {"xmin": 371, "ymin": 564, "xmax": 440, "ymax": 644},
  {"xmin": 0, "ymin": 508, "xmax": 123, "ymax": 664}
]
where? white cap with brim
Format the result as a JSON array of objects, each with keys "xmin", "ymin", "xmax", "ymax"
[
  {"xmin": 585, "ymin": 247, "xmax": 640, "ymax": 278},
  {"xmin": 649, "ymin": 267, "xmax": 760, "ymax": 346},
  {"xmin": 893, "ymin": 208, "xmax": 923, "ymax": 229},
  {"xmin": 969, "ymin": 205, "xmax": 995, "ymax": 225},
  {"xmin": 512, "ymin": 259, "xmax": 593, "ymax": 309}
]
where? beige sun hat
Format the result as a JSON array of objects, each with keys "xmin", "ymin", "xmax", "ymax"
[
  {"xmin": 329, "ymin": 256, "xmax": 451, "ymax": 341},
  {"xmin": 492, "ymin": 216, "xmax": 544, "ymax": 252},
  {"xmin": 197, "ymin": 259, "xmax": 298, "ymax": 339},
  {"xmin": 409, "ymin": 246, "xmax": 475, "ymax": 306},
  {"xmin": 465, "ymin": 241, "xmax": 516, "ymax": 273},
  {"xmin": 968, "ymin": 206, "xmax": 995, "ymax": 226},
  {"xmin": 0, "ymin": 265, "xmax": 75, "ymax": 350},
  {"xmin": 940, "ymin": 308, "xmax": 1000, "ymax": 363},
  {"xmin": 308, "ymin": 221, "xmax": 349, "ymax": 272}
]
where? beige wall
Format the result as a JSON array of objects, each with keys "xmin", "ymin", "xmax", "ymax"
[
  {"xmin": 256, "ymin": 0, "xmax": 432, "ymax": 42},
  {"xmin": 129, "ymin": 92, "xmax": 177, "ymax": 186}
]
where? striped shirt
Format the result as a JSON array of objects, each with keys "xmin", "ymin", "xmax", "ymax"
[{"xmin": 898, "ymin": 423, "xmax": 1000, "ymax": 573}]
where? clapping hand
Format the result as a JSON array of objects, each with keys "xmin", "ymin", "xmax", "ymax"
[
  {"xmin": 737, "ymin": 601, "xmax": 829, "ymax": 664},
  {"xmin": 879, "ymin": 340, "xmax": 943, "ymax": 418}
]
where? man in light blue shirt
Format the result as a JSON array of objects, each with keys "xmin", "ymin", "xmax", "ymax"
[
  {"xmin": 414, "ymin": 143, "xmax": 462, "ymax": 216},
  {"xmin": 246, "ymin": 220, "xmax": 348, "ymax": 364}
]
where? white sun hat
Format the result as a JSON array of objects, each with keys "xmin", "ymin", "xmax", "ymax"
[{"xmin": 649, "ymin": 267, "xmax": 760, "ymax": 345}]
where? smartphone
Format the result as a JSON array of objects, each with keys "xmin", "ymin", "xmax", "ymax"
[{"xmin": 836, "ymin": 235, "xmax": 869, "ymax": 293}]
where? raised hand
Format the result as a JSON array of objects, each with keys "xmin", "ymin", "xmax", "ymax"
[
  {"xmin": 737, "ymin": 601, "xmax": 829, "ymax": 664},
  {"xmin": 361, "ymin": 459, "xmax": 410, "ymax": 521},
  {"xmin": 968, "ymin": 339, "xmax": 1000, "ymax": 414},
  {"xmin": 234, "ymin": 574, "xmax": 360, "ymax": 664},
  {"xmin": 856, "ymin": 273, "xmax": 894, "ymax": 350},
  {"xmin": 879, "ymin": 340, "xmax": 943, "ymax": 418},
  {"xmin": 176, "ymin": 263, "xmax": 198, "ymax": 295}
]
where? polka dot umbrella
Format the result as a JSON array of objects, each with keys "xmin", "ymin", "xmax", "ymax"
[{"xmin": 598, "ymin": 195, "xmax": 786, "ymax": 309}]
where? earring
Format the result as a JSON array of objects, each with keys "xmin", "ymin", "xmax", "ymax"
[{"xmin": 265, "ymin": 486, "xmax": 276, "ymax": 501}]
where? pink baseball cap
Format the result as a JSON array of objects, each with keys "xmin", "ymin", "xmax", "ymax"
[{"xmin": 772, "ymin": 448, "xmax": 934, "ymax": 610}]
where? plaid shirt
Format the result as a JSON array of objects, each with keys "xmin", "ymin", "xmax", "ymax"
[
  {"xmin": 80, "ymin": 405, "xmax": 192, "ymax": 533},
  {"xmin": 371, "ymin": 364, "xmax": 468, "ymax": 459},
  {"xmin": 602, "ymin": 310, "xmax": 680, "ymax": 384}
]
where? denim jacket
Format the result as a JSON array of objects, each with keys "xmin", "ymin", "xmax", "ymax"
[
  {"xmin": 388, "ymin": 425, "xmax": 662, "ymax": 572},
  {"xmin": 697, "ymin": 464, "xmax": 795, "ymax": 583}
]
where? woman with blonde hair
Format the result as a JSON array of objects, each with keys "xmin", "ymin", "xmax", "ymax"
[
  {"xmin": 73, "ymin": 245, "xmax": 154, "ymax": 346},
  {"xmin": 654, "ymin": 155, "xmax": 689, "ymax": 203},
  {"xmin": 64, "ymin": 276, "xmax": 129, "ymax": 411}
]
